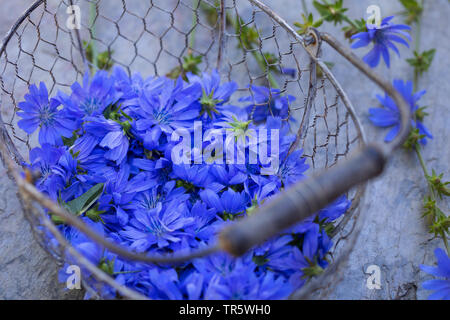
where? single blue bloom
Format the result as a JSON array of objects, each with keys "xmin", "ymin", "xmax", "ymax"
[
  {"xmin": 100, "ymin": 164, "xmax": 156, "ymax": 225},
  {"xmin": 240, "ymin": 86, "xmax": 295, "ymax": 123},
  {"xmin": 280, "ymin": 247, "xmax": 309, "ymax": 288},
  {"xmin": 276, "ymin": 149, "xmax": 309, "ymax": 187},
  {"xmin": 51, "ymin": 149, "xmax": 86, "ymax": 202},
  {"xmin": 28, "ymin": 144, "xmax": 65, "ymax": 199},
  {"xmin": 82, "ymin": 116, "xmax": 130, "ymax": 164},
  {"xmin": 253, "ymin": 235, "xmax": 293, "ymax": 272},
  {"xmin": 57, "ymin": 71, "xmax": 120, "ymax": 120},
  {"xmin": 17, "ymin": 82, "xmax": 76, "ymax": 146},
  {"xmin": 171, "ymin": 164, "xmax": 224, "ymax": 192},
  {"xmin": 420, "ymin": 248, "xmax": 450, "ymax": 300},
  {"xmin": 317, "ymin": 230, "xmax": 333, "ymax": 268},
  {"xmin": 203, "ymin": 258, "xmax": 290, "ymax": 300},
  {"xmin": 187, "ymin": 69, "xmax": 238, "ymax": 122},
  {"xmin": 112, "ymin": 66, "xmax": 163, "ymax": 109},
  {"xmin": 318, "ymin": 195, "xmax": 351, "ymax": 223},
  {"xmin": 120, "ymin": 199, "xmax": 194, "ymax": 251},
  {"xmin": 184, "ymin": 200, "xmax": 219, "ymax": 246},
  {"xmin": 209, "ymin": 164, "xmax": 249, "ymax": 186},
  {"xmin": 281, "ymin": 67, "xmax": 296, "ymax": 78},
  {"xmin": 145, "ymin": 268, "xmax": 184, "ymax": 300},
  {"xmin": 179, "ymin": 270, "xmax": 205, "ymax": 300},
  {"xmin": 125, "ymin": 182, "xmax": 189, "ymax": 214},
  {"xmin": 134, "ymin": 77, "xmax": 201, "ymax": 150},
  {"xmin": 351, "ymin": 16, "xmax": 411, "ymax": 68},
  {"xmin": 200, "ymin": 188, "xmax": 249, "ymax": 217},
  {"xmin": 76, "ymin": 147, "xmax": 117, "ymax": 181},
  {"xmin": 187, "ymin": 70, "xmax": 238, "ymax": 106},
  {"xmin": 369, "ymin": 79, "xmax": 432, "ymax": 144},
  {"xmin": 193, "ymin": 251, "xmax": 239, "ymax": 282}
]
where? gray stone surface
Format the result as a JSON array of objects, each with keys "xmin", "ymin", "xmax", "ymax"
[
  {"xmin": 298, "ymin": 0, "xmax": 450, "ymax": 300},
  {"xmin": 0, "ymin": 0, "xmax": 448, "ymax": 299},
  {"xmin": 0, "ymin": 0, "xmax": 81, "ymax": 300}
]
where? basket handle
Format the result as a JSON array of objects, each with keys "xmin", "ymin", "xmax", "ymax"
[
  {"xmin": 218, "ymin": 31, "xmax": 412, "ymax": 256},
  {"xmin": 219, "ymin": 143, "xmax": 385, "ymax": 256}
]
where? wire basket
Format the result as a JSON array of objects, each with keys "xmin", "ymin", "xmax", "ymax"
[{"xmin": 0, "ymin": 0, "xmax": 410, "ymax": 299}]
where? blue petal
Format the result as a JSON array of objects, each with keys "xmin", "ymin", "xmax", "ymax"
[{"xmin": 384, "ymin": 124, "xmax": 400, "ymax": 142}]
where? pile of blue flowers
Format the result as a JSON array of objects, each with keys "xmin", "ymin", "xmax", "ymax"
[{"xmin": 18, "ymin": 67, "xmax": 350, "ymax": 299}]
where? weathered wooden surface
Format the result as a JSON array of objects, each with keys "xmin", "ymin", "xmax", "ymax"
[{"xmin": 0, "ymin": 0, "xmax": 448, "ymax": 299}]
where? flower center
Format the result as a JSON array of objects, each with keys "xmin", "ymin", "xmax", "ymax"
[
  {"xmin": 146, "ymin": 216, "xmax": 167, "ymax": 237},
  {"xmin": 82, "ymin": 98, "xmax": 100, "ymax": 115},
  {"xmin": 39, "ymin": 104, "xmax": 56, "ymax": 126},
  {"xmin": 140, "ymin": 193, "xmax": 159, "ymax": 211},
  {"xmin": 153, "ymin": 110, "xmax": 171, "ymax": 125}
]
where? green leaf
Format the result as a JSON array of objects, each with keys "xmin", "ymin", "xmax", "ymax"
[
  {"xmin": 99, "ymin": 257, "xmax": 116, "ymax": 275},
  {"xmin": 166, "ymin": 53, "xmax": 203, "ymax": 80},
  {"xmin": 97, "ymin": 50, "xmax": 114, "ymax": 71},
  {"xmin": 313, "ymin": 0, "xmax": 348, "ymax": 25},
  {"xmin": 64, "ymin": 183, "xmax": 105, "ymax": 216},
  {"xmin": 342, "ymin": 18, "xmax": 367, "ymax": 40},
  {"xmin": 402, "ymin": 128, "xmax": 425, "ymax": 150},
  {"xmin": 406, "ymin": 49, "xmax": 436, "ymax": 76},
  {"xmin": 414, "ymin": 106, "xmax": 429, "ymax": 122},
  {"xmin": 83, "ymin": 40, "xmax": 114, "ymax": 71},
  {"xmin": 236, "ymin": 18, "xmax": 260, "ymax": 50},
  {"xmin": 399, "ymin": 0, "xmax": 423, "ymax": 24},
  {"xmin": 427, "ymin": 169, "xmax": 450, "ymax": 199},
  {"xmin": 85, "ymin": 205, "xmax": 106, "ymax": 223},
  {"xmin": 83, "ymin": 41, "xmax": 94, "ymax": 64},
  {"xmin": 294, "ymin": 13, "xmax": 323, "ymax": 35},
  {"xmin": 62, "ymin": 131, "xmax": 79, "ymax": 148},
  {"xmin": 316, "ymin": 61, "xmax": 335, "ymax": 78}
]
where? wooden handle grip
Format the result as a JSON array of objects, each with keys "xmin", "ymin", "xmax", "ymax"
[{"xmin": 219, "ymin": 144, "xmax": 386, "ymax": 256}]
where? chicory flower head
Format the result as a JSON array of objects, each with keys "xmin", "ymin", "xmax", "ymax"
[
  {"xmin": 420, "ymin": 248, "xmax": 450, "ymax": 300},
  {"xmin": 134, "ymin": 77, "xmax": 201, "ymax": 150},
  {"xmin": 369, "ymin": 79, "xmax": 432, "ymax": 144},
  {"xmin": 240, "ymin": 85, "xmax": 295, "ymax": 123},
  {"xmin": 18, "ymin": 83, "xmax": 76, "ymax": 146},
  {"xmin": 187, "ymin": 69, "xmax": 238, "ymax": 122},
  {"xmin": 351, "ymin": 16, "xmax": 411, "ymax": 68}
]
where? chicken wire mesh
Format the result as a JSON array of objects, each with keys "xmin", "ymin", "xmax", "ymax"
[{"xmin": 0, "ymin": 0, "xmax": 372, "ymax": 299}]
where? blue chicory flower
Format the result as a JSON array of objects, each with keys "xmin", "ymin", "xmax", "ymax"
[
  {"xmin": 351, "ymin": 16, "xmax": 411, "ymax": 68},
  {"xmin": 420, "ymin": 248, "xmax": 450, "ymax": 300},
  {"xmin": 17, "ymin": 83, "xmax": 76, "ymax": 146},
  {"xmin": 369, "ymin": 79, "xmax": 432, "ymax": 144},
  {"xmin": 240, "ymin": 85, "xmax": 295, "ymax": 123}
]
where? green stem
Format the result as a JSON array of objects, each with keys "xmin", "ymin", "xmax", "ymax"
[
  {"xmin": 443, "ymin": 235, "xmax": 450, "ymax": 256},
  {"xmin": 252, "ymin": 51, "xmax": 279, "ymax": 89},
  {"xmin": 415, "ymin": 145, "xmax": 429, "ymax": 178},
  {"xmin": 301, "ymin": 0, "xmax": 309, "ymax": 15},
  {"xmin": 342, "ymin": 15, "xmax": 360, "ymax": 31},
  {"xmin": 412, "ymin": 6, "xmax": 449, "ymax": 255},
  {"xmin": 113, "ymin": 270, "xmax": 142, "ymax": 275},
  {"xmin": 189, "ymin": 0, "xmax": 199, "ymax": 50},
  {"xmin": 89, "ymin": 1, "xmax": 98, "ymax": 69},
  {"xmin": 413, "ymin": 9, "xmax": 422, "ymax": 92},
  {"xmin": 229, "ymin": 13, "xmax": 279, "ymax": 89}
]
